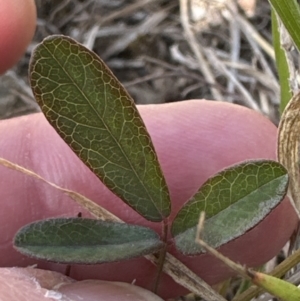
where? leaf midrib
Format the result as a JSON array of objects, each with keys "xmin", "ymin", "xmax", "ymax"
[
  {"xmin": 42, "ymin": 39, "xmax": 163, "ymax": 219},
  {"xmin": 174, "ymin": 165, "xmax": 286, "ymax": 235}
]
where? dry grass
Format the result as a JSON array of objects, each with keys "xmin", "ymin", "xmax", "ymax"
[{"xmin": 1, "ymin": 0, "xmax": 280, "ymax": 123}]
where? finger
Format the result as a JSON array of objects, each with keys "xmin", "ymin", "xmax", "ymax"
[
  {"xmin": 59, "ymin": 279, "xmax": 163, "ymax": 301},
  {"xmin": 0, "ymin": 267, "xmax": 72, "ymax": 301},
  {"xmin": 0, "ymin": 0, "xmax": 36, "ymax": 74},
  {"xmin": 0, "ymin": 100, "xmax": 297, "ymax": 299},
  {"xmin": 0, "ymin": 267, "xmax": 162, "ymax": 301}
]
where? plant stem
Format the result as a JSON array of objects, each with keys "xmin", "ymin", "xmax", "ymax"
[{"xmin": 153, "ymin": 219, "xmax": 168, "ymax": 293}]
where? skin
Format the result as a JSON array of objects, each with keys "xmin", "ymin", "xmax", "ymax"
[
  {"xmin": 0, "ymin": 1, "xmax": 298, "ymax": 300},
  {"xmin": 0, "ymin": 0, "xmax": 36, "ymax": 74}
]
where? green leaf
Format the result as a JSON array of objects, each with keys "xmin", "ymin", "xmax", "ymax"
[
  {"xmin": 14, "ymin": 218, "xmax": 163, "ymax": 263},
  {"xmin": 171, "ymin": 160, "xmax": 288, "ymax": 255},
  {"xmin": 29, "ymin": 35, "xmax": 170, "ymax": 222},
  {"xmin": 269, "ymin": 0, "xmax": 300, "ymax": 52}
]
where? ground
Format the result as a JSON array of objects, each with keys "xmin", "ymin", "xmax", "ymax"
[{"xmin": 0, "ymin": 0, "xmax": 280, "ymax": 123}]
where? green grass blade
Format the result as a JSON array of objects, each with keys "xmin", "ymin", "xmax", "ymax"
[
  {"xmin": 269, "ymin": 0, "xmax": 300, "ymax": 51},
  {"xmin": 271, "ymin": 7, "xmax": 292, "ymax": 113},
  {"xmin": 29, "ymin": 35, "xmax": 171, "ymax": 222},
  {"xmin": 251, "ymin": 271, "xmax": 300, "ymax": 301}
]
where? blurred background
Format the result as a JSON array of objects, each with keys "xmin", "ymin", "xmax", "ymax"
[{"xmin": 0, "ymin": 0, "xmax": 279, "ymax": 122}]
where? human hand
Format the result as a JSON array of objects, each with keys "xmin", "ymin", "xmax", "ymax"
[
  {"xmin": 0, "ymin": 101, "xmax": 298, "ymax": 299},
  {"xmin": 0, "ymin": 1, "xmax": 298, "ymax": 300},
  {"xmin": 0, "ymin": 0, "xmax": 36, "ymax": 74},
  {"xmin": 0, "ymin": 1, "xmax": 163, "ymax": 299}
]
